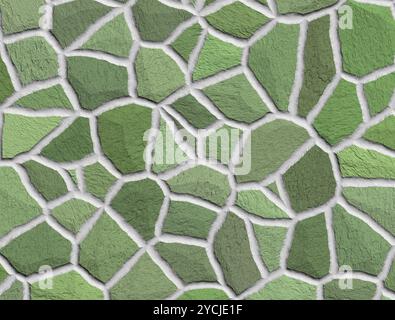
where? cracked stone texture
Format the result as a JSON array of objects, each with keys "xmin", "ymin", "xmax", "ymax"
[{"xmin": 0, "ymin": 0, "xmax": 395, "ymax": 301}]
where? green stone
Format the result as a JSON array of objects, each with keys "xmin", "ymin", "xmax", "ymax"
[
  {"xmin": 111, "ymin": 179, "xmax": 164, "ymax": 241},
  {"xmin": 171, "ymin": 95, "xmax": 216, "ymax": 129},
  {"xmin": 287, "ymin": 213, "xmax": 330, "ymax": 278},
  {"xmin": 236, "ymin": 190, "xmax": 289, "ymax": 219},
  {"xmin": 41, "ymin": 118, "xmax": 93, "ymax": 163},
  {"xmin": 0, "ymin": 167, "xmax": 41, "ymax": 237},
  {"xmin": 178, "ymin": 289, "xmax": 228, "ymax": 300},
  {"xmin": 385, "ymin": 259, "xmax": 395, "ymax": 292},
  {"xmin": 248, "ymin": 276, "xmax": 317, "ymax": 300},
  {"xmin": 205, "ymin": 2, "xmax": 269, "ymax": 39},
  {"xmin": 339, "ymin": 1, "xmax": 395, "ymax": 77},
  {"xmin": 167, "ymin": 166, "xmax": 231, "ymax": 206},
  {"xmin": 364, "ymin": 116, "xmax": 395, "ymax": 150},
  {"xmin": 132, "ymin": 0, "xmax": 192, "ymax": 42},
  {"xmin": 52, "ymin": 0, "xmax": 111, "ymax": 48},
  {"xmin": 314, "ymin": 80, "xmax": 362, "ymax": 145},
  {"xmin": 298, "ymin": 15, "xmax": 335, "ymax": 117},
  {"xmin": 0, "ymin": 54, "xmax": 14, "ymax": 103},
  {"xmin": 284, "ymin": 146, "xmax": 336, "ymax": 213},
  {"xmin": 136, "ymin": 48, "xmax": 185, "ymax": 102},
  {"xmin": 276, "ymin": 0, "xmax": 337, "ymax": 14},
  {"xmin": 0, "ymin": 223, "xmax": 71, "ymax": 275},
  {"xmin": 337, "ymin": 145, "xmax": 395, "ymax": 179},
  {"xmin": 67, "ymin": 56, "xmax": 129, "ymax": 110},
  {"xmin": 0, "ymin": 0, "xmax": 45, "ymax": 34},
  {"xmin": 253, "ymin": 225, "xmax": 287, "ymax": 272},
  {"xmin": 52, "ymin": 199, "xmax": 97, "ymax": 234},
  {"xmin": 162, "ymin": 201, "xmax": 217, "ymax": 239},
  {"xmin": 171, "ymin": 24, "xmax": 202, "ymax": 62},
  {"xmin": 110, "ymin": 253, "xmax": 177, "ymax": 300},
  {"xmin": 193, "ymin": 35, "xmax": 242, "ymax": 81},
  {"xmin": 16, "ymin": 85, "xmax": 72, "ymax": 110},
  {"xmin": 343, "ymin": 187, "xmax": 395, "ymax": 237},
  {"xmin": 31, "ymin": 271, "xmax": 104, "ymax": 300},
  {"xmin": 364, "ymin": 73, "xmax": 395, "ymax": 116},
  {"xmin": 236, "ymin": 120, "xmax": 309, "ymax": 183},
  {"xmin": 22, "ymin": 160, "xmax": 68, "ymax": 202},
  {"xmin": 203, "ymin": 74, "xmax": 269, "ymax": 123},
  {"xmin": 324, "ymin": 279, "xmax": 376, "ymax": 300},
  {"xmin": 84, "ymin": 163, "xmax": 116, "ymax": 201},
  {"xmin": 2, "ymin": 113, "xmax": 63, "ymax": 158},
  {"xmin": 333, "ymin": 205, "xmax": 391, "ymax": 276},
  {"xmin": 98, "ymin": 104, "xmax": 152, "ymax": 174},
  {"xmin": 214, "ymin": 212, "xmax": 260, "ymax": 294},
  {"xmin": 81, "ymin": 14, "xmax": 132, "ymax": 57},
  {"xmin": 7, "ymin": 36, "xmax": 58, "ymax": 85},
  {"xmin": 156, "ymin": 242, "xmax": 217, "ymax": 284},
  {"xmin": 0, "ymin": 281, "xmax": 23, "ymax": 300},
  {"xmin": 249, "ymin": 23, "xmax": 299, "ymax": 111},
  {"xmin": 80, "ymin": 213, "xmax": 139, "ymax": 282}
]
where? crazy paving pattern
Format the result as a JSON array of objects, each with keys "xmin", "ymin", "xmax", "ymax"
[{"xmin": 0, "ymin": 0, "xmax": 394, "ymax": 301}]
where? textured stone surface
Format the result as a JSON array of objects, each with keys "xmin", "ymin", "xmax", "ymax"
[
  {"xmin": 0, "ymin": 0, "xmax": 394, "ymax": 301},
  {"xmin": 214, "ymin": 213, "xmax": 260, "ymax": 294}
]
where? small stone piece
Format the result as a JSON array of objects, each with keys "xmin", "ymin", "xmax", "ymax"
[
  {"xmin": 2, "ymin": 113, "xmax": 63, "ymax": 158},
  {"xmin": 22, "ymin": 160, "xmax": 68, "ymax": 202},
  {"xmin": 0, "ymin": 54, "xmax": 14, "ymax": 103},
  {"xmin": 0, "ymin": 223, "xmax": 71, "ymax": 275},
  {"xmin": 385, "ymin": 259, "xmax": 395, "ymax": 292},
  {"xmin": 339, "ymin": 0, "xmax": 395, "ymax": 77},
  {"xmin": 337, "ymin": 145, "xmax": 395, "ymax": 179},
  {"xmin": 253, "ymin": 225, "xmax": 287, "ymax": 272},
  {"xmin": 136, "ymin": 48, "xmax": 185, "ymax": 103},
  {"xmin": 16, "ymin": 85, "xmax": 72, "ymax": 110},
  {"xmin": 167, "ymin": 166, "xmax": 231, "ymax": 206},
  {"xmin": 52, "ymin": 199, "xmax": 97, "ymax": 234},
  {"xmin": 214, "ymin": 212, "xmax": 260, "ymax": 294},
  {"xmin": 324, "ymin": 279, "xmax": 376, "ymax": 300},
  {"xmin": 52, "ymin": 0, "xmax": 111, "ymax": 48},
  {"xmin": 162, "ymin": 201, "xmax": 217, "ymax": 239},
  {"xmin": 84, "ymin": 163, "xmax": 116, "ymax": 201},
  {"xmin": 275, "ymin": 0, "xmax": 337, "ymax": 14},
  {"xmin": 283, "ymin": 146, "xmax": 336, "ymax": 213},
  {"xmin": 67, "ymin": 56, "xmax": 129, "ymax": 110},
  {"xmin": 313, "ymin": 80, "xmax": 362, "ymax": 146},
  {"xmin": 205, "ymin": 2, "xmax": 269, "ymax": 39},
  {"xmin": 248, "ymin": 276, "xmax": 317, "ymax": 300},
  {"xmin": 364, "ymin": 116, "xmax": 395, "ymax": 151},
  {"xmin": 236, "ymin": 119, "xmax": 309, "ymax": 183},
  {"xmin": 0, "ymin": 167, "xmax": 41, "ymax": 237},
  {"xmin": 80, "ymin": 213, "xmax": 139, "ymax": 282},
  {"xmin": 171, "ymin": 95, "xmax": 216, "ymax": 129},
  {"xmin": 132, "ymin": 0, "xmax": 192, "ymax": 42},
  {"xmin": 7, "ymin": 36, "xmax": 58, "ymax": 85},
  {"xmin": 81, "ymin": 14, "xmax": 132, "ymax": 57},
  {"xmin": 98, "ymin": 104, "xmax": 152, "ymax": 174},
  {"xmin": 364, "ymin": 73, "xmax": 395, "ymax": 116},
  {"xmin": 111, "ymin": 179, "xmax": 164, "ymax": 241},
  {"xmin": 0, "ymin": 0, "xmax": 45, "ymax": 34},
  {"xmin": 31, "ymin": 271, "xmax": 104, "ymax": 300},
  {"xmin": 298, "ymin": 15, "xmax": 335, "ymax": 117},
  {"xmin": 0, "ymin": 281, "xmax": 23, "ymax": 300},
  {"xmin": 41, "ymin": 118, "xmax": 93, "ymax": 163},
  {"xmin": 287, "ymin": 213, "xmax": 330, "ymax": 278},
  {"xmin": 236, "ymin": 190, "xmax": 289, "ymax": 219},
  {"xmin": 332, "ymin": 205, "xmax": 391, "ymax": 276},
  {"xmin": 156, "ymin": 243, "xmax": 217, "ymax": 284},
  {"xmin": 249, "ymin": 23, "xmax": 299, "ymax": 111},
  {"xmin": 203, "ymin": 74, "xmax": 269, "ymax": 124},
  {"xmin": 343, "ymin": 187, "xmax": 395, "ymax": 237},
  {"xmin": 110, "ymin": 253, "xmax": 177, "ymax": 300},
  {"xmin": 171, "ymin": 24, "xmax": 202, "ymax": 62},
  {"xmin": 178, "ymin": 289, "xmax": 228, "ymax": 300},
  {"xmin": 193, "ymin": 35, "xmax": 242, "ymax": 81}
]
